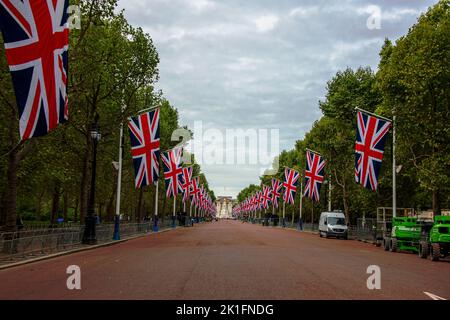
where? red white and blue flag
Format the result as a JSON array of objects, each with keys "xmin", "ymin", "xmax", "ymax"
[
  {"xmin": 0, "ymin": 0, "xmax": 70, "ymax": 141},
  {"xmin": 255, "ymin": 191, "xmax": 262, "ymax": 210},
  {"xmin": 128, "ymin": 109, "xmax": 160, "ymax": 189},
  {"xmin": 257, "ymin": 191, "xmax": 263, "ymax": 210},
  {"xmin": 304, "ymin": 150, "xmax": 326, "ymax": 202},
  {"xmin": 283, "ymin": 167, "xmax": 299, "ymax": 205},
  {"xmin": 251, "ymin": 195, "xmax": 257, "ymax": 212},
  {"xmin": 190, "ymin": 176, "xmax": 201, "ymax": 207},
  {"xmin": 162, "ymin": 147, "xmax": 183, "ymax": 198},
  {"xmin": 355, "ymin": 110, "xmax": 391, "ymax": 191},
  {"xmin": 262, "ymin": 185, "xmax": 272, "ymax": 209},
  {"xmin": 180, "ymin": 166, "xmax": 193, "ymax": 203},
  {"xmin": 271, "ymin": 178, "xmax": 282, "ymax": 209},
  {"xmin": 200, "ymin": 185, "xmax": 207, "ymax": 210}
]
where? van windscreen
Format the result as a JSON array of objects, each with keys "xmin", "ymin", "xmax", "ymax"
[{"xmin": 327, "ymin": 217, "xmax": 346, "ymax": 226}]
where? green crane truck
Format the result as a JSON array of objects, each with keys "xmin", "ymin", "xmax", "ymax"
[
  {"xmin": 382, "ymin": 216, "xmax": 421, "ymax": 253},
  {"xmin": 419, "ymin": 216, "xmax": 450, "ymax": 261}
]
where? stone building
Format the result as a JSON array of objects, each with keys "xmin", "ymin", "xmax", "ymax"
[{"xmin": 215, "ymin": 196, "xmax": 236, "ymax": 219}]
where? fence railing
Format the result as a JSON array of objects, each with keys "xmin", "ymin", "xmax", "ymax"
[
  {"xmin": 242, "ymin": 217, "xmax": 372, "ymax": 241},
  {"xmin": 0, "ymin": 218, "xmax": 194, "ymax": 265}
]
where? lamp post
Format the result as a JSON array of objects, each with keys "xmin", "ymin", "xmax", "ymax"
[{"xmin": 83, "ymin": 117, "xmax": 101, "ymax": 245}]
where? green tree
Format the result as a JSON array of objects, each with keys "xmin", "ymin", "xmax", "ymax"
[{"xmin": 376, "ymin": 0, "xmax": 450, "ymax": 214}]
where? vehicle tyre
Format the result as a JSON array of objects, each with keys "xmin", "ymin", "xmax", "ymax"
[
  {"xmin": 325, "ymin": 232, "xmax": 329, "ymax": 239},
  {"xmin": 430, "ymin": 243, "xmax": 440, "ymax": 262},
  {"xmin": 383, "ymin": 237, "xmax": 390, "ymax": 251},
  {"xmin": 418, "ymin": 241, "xmax": 428, "ymax": 259},
  {"xmin": 319, "ymin": 231, "xmax": 322, "ymax": 238},
  {"xmin": 390, "ymin": 238, "xmax": 397, "ymax": 252}
]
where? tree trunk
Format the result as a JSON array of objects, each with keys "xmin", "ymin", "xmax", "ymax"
[
  {"xmin": 432, "ymin": 189, "xmax": 441, "ymax": 217},
  {"xmin": 342, "ymin": 184, "xmax": 350, "ymax": 223},
  {"xmin": 162, "ymin": 189, "xmax": 167, "ymax": 220},
  {"xmin": 136, "ymin": 188, "xmax": 143, "ymax": 222},
  {"xmin": 98, "ymin": 202, "xmax": 103, "ymax": 222},
  {"xmin": 50, "ymin": 181, "xmax": 61, "ymax": 226},
  {"xmin": 74, "ymin": 198, "xmax": 79, "ymax": 223},
  {"xmin": 334, "ymin": 170, "xmax": 350, "ymax": 223},
  {"xmin": 3, "ymin": 149, "xmax": 20, "ymax": 231},
  {"xmin": 1, "ymin": 139, "xmax": 35, "ymax": 232},
  {"xmin": 106, "ymin": 168, "xmax": 118, "ymax": 222},
  {"xmin": 63, "ymin": 192, "xmax": 69, "ymax": 223},
  {"xmin": 35, "ymin": 189, "xmax": 45, "ymax": 221},
  {"xmin": 79, "ymin": 136, "xmax": 91, "ymax": 225}
]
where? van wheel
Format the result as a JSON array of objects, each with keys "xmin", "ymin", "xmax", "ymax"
[
  {"xmin": 319, "ymin": 232, "xmax": 322, "ymax": 238},
  {"xmin": 418, "ymin": 241, "xmax": 428, "ymax": 259},
  {"xmin": 430, "ymin": 243, "xmax": 440, "ymax": 261}
]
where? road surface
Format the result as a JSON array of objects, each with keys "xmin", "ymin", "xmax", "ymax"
[{"xmin": 0, "ymin": 220, "xmax": 449, "ymax": 300}]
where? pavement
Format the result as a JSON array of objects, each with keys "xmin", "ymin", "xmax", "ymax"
[{"xmin": 0, "ymin": 220, "xmax": 449, "ymax": 300}]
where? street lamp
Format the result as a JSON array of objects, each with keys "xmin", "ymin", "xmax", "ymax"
[
  {"xmin": 82, "ymin": 117, "xmax": 101, "ymax": 245},
  {"xmin": 323, "ymin": 177, "xmax": 332, "ymax": 212}
]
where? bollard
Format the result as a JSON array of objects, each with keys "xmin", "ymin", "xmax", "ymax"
[
  {"xmin": 171, "ymin": 216, "xmax": 176, "ymax": 228},
  {"xmin": 153, "ymin": 215, "xmax": 159, "ymax": 232},
  {"xmin": 113, "ymin": 215, "xmax": 120, "ymax": 240}
]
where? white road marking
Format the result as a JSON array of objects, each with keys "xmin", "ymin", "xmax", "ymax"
[{"xmin": 424, "ymin": 292, "xmax": 447, "ymax": 300}]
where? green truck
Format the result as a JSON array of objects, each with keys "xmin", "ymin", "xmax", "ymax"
[{"xmin": 418, "ymin": 216, "xmax": 450, "ymax": 261}]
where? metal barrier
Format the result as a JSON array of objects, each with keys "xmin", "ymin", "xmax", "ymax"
[
  {"xmin": 240, "ymin": 217, "xmax": 366, "ymax": 239},
  {"xmin": 0, "ymin": 220, "xmax": 182, "ymax": 265},
  {"xmin": 355, "ymin": 218, "xmax": 378, "ymax": 244}
]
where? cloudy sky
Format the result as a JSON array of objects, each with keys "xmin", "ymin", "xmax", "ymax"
[{"xmin": 117, "ymin": 0, "xmax": 437, "ymax": 198}]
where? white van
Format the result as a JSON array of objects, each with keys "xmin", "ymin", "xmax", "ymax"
[{"xmin": 319, "ymin": 211, "xmax": 348, "ymax": 239}]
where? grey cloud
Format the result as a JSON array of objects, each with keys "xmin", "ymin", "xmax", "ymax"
[{"xmin": 118, "ymin": 0, "xmax": 438, "ymax": 197}]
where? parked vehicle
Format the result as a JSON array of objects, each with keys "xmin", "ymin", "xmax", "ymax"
[
  {"xmin": 318, "ymin": 211, "xmax": 348, "ymax": 240},
  {"xmin": 419, "ymin": 216, "xmax": 450, "ymax": 261},
  {"xmin": 383, "ymin": 216, "xmax": 421, "ymax": 253}
]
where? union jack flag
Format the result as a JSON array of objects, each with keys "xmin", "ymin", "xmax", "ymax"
[
  {"xmin": 251, "ymin": 195, "xmax": 256, "ymax": 212},
  {"xmin": 256, "ymin": 191, "xmax": 262, "ymax": 210},
  {"xmin": 271, "ymin": 178, "xmax": 282, "ymax": 209},
  {"xmin": 258, "ymin": 191, "xmax": 264, "ymax": 210},
  {"xmin": 304, "ymin": 150, "xmax": 326, "ymax": 202},
  {"xmin": 128, "ymin": 109, "xmax": 160, "ymax": 189},
  {"xmin": 198, "ymin": 185, "xmax": 206, "ymax": 209},
  {"xmin": 283, "ymin": 168, "xmax": 299, "ymax": 205},
  {"xmin": 162, "ymin": 147, "xmax": 183, "ymax": 198},
  {"xmin": 180, "ymin": 166, "xmax": 193, "ymax": 203},
  {"xmin": 261, "ymin": 185, "xmax": 272, "ymax": 209},
  {"xmin": 355, "ymin": 110, "xmax": 391, "ymax": 191},
  {"xmin": 0, "ymin": 0, "xmax": 69, "ymax": 141},
  {"xmin": 190, "ymin": 176, "xmax": 201, "ymax": 206}
]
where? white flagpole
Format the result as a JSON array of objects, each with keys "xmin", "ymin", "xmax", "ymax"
[
  {"xmin": 113, "ymin": 120, "xmax": 124, "ymax": 240},
  {"xmin": 299, "ymin": 182, "xmax": 303, "ymax": 222},
  {"xmin": 291, "ymin": 196, "xmax": 295, "ymax": 225},
  {"xmin": 393, "ymin": 116, "xmax": 397, "ymax": 218},
  {"xmin": 172, "ymin": 196, "xmax": 176, "ymax": 227},
  {"xmin": 328, "ymin": 175, "xmax": 332, "ymax": 212},
  {"xmin": 154, "ymin": 182, "xmax": 159, "ymax": 216},
  {"xmin": 153, "ymin": 181, "xmax": 159, "ymax": 231},
  {"xmin": 283, "ymin": 201, "xmax": 286, "ymax": 227}
]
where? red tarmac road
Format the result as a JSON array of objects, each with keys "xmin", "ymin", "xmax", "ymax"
[{"xmin": 0, "ymin": 220, "xmax": 449, "ymax": 300}]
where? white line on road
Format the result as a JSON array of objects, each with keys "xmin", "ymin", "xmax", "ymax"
[{"xmin": 424, "ymin": 292, "xmax": 447, "ymax": 300}]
